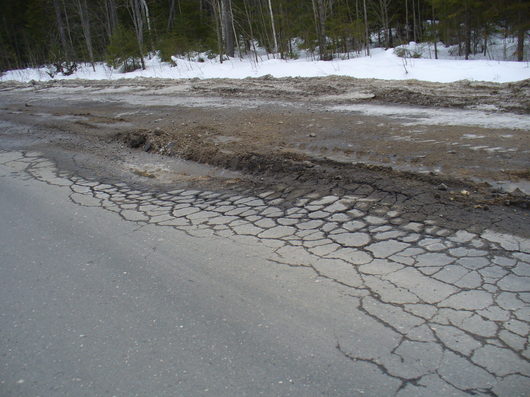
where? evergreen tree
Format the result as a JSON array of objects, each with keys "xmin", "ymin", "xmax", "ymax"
[{"xmin": 0, "ymin": 0, "xmax": 528, "ymax": 72}]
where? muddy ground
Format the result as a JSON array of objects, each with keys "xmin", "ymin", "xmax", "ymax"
[
  {"xmin": 0, "ymin": 76, "xmax": 529, "ymax": 231},
  {"xmin": 3, "ymin": 76, "xmax": 529, "ymax": 112}
]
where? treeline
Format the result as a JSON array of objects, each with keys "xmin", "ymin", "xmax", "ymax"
[{"xmin": 1, "ymin": 0, "xmax": 528, "ymax": 72}]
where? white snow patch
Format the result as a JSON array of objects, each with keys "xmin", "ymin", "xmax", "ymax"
[
  {"xmin": 330, "ymin": 104, "xmax": 530, "ymax": 130},
  {"xmin": 1, "ymin": 49, "xmax": 528, "ymax": 84},
  {"xmin": 395, "ymin": 38, "xmax": 530, "ymax": 62}
]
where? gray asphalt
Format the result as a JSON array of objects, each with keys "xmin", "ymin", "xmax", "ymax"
[
  {"xmin": 0, "ymin": 161, "xmax": 381, "ymax": 396},
  {"xmin": 1, "ymin": 142, "xmax": 529, "ymax": 397}
]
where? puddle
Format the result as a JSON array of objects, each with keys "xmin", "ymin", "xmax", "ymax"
[
  {"xmin": 123, "ymin": 152, "xmax": 241, "ymax": 184},
  {"xmin": 31, "ymin": 112, "xmax": 87, "ymax": 121},
  {"xmin": 211, "ymin": 135, "xmax": 241, "ymax": 144},
  {"xmin": 480, "ymin": 179, "xmax": 530, "ymax": 195}
]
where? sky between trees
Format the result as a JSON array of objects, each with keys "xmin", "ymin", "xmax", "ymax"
[{"xmin": 1, "ymin": 0, "xmax": 528, "ymax": 73}]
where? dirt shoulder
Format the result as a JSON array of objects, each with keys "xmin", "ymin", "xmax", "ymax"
[
  {"xmin": 0, "ymin": 76, "xmax": 529, "ymax": 215},
  {"xmin": 2, "ymin": 76, "xmax": 529, "ymax": 112}
]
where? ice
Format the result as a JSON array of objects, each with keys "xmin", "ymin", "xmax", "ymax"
[{"xmin": 330, "ymin": 104, "xmax": 530, "ymax": 130}]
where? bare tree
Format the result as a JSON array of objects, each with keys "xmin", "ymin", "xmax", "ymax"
[
  {"xmin": 405, "ymin": 0, "xmax": 409, "ymax": 42},
  {"xmin": 103, "ymin": 0, "xmax": 118, "ymax": 40},
  {"xmin": 211, "ymin": 0, "xmax": 224, "ymax": 61},
  {"xmin": 363, "ymin": 0, "xmax": 370, "ymax": 55},
  {"xmin": 431, "ymin": 0, "xmax": 438, "ymax": 59},
  {"xmin": 210, "ymin": 0, "xmax": 235, "ymax": 59},
  {"xmin": 75, "ymin": 0, "xmax": 95, "ymax": 71},
  {"xmin": 411, "ymin": 0, "xmax": 417, "ymax": 41},
  {"xmin": 515, "ymin": 0, "xmax": 527, "ymax": 61},
  {"xmin": 52, "ymin": 0, "xmax": 71, "ymax": 60},
  {"xmin": 221, "ymin": 0, "xmax": 235, "ymax": 57},
  {"xmin": 242, "ymin": 0, "xmax": 259, "ymax": 62},
  {"xmin": 127, "ymin": 0, "xmax": 151, "ymax": 69},
  {"xmin": 464, "ymin": 0, "xmax": 470, "ymax": 60},
  {"xmin": 312, "ymin": 0, "xmax": 330, "ymax": 60},
  {"xmin": 229, "ymin": 0, "xmax": 240, "ymax": 57},
  {"xmin": 373, "ymin": 0, "xmax": 392, "ymax": 48},
  {"xmin": 167, "ymin": 0, "xmax": 176, "ymax": 31},
  {"xmin": 267, "ymin": 0, "xmax": 278, "ymax": 55}
]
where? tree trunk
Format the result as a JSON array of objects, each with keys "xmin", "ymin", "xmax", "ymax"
[
  {"xmin": 230, "ymin": 0, "xmax": 240, "ymax": 58},
  {"xmin": 221, "ymin": 0, "xmax": 234, "ymax": 57},
  {"xmin": 141, "ymin": 0, "xmax": 153, "ymax": 54},
  {"xmin": 412, "ymin": 0, "xmax": 423, "ymax": 41},
  {"xmin": 516, "ymin": 0, "xmax": 526, "ymax": 61},
  {"xmin": 104, "ymin": 0, "xmax": 118, "ymax": 40},
  {"xmin": 516, "ymin": 28, "xmax": 525, "ymax": 61},
  {"xmin": 128, "ymin": 0, "xmax": 146, "ymax": 69},
  {"xmin": 243, "ymin": 0, "xmax": 259, "ymax": 62},
  {"xmin": 211, "ymin": 0, "xmax": 224, "ymax": 62},
  {"xmin": 167, "ymin": 0, "xmax": 176, "ymax": 31},
  {"xmin": 379, "ymin": 0, "xmax": 391, "ymax": 49},
  {"xmin": 52, "ymin": 0, "xmax": 70, "ymax": 60},
  {"xmin": 313, "ymin": 0, "xmax": 330, "ymax": 60},
  {"xmin": 76, "ymin": 0, "xmax": 95, "ymax": 71},
  {"xmin": 62, "ymin": 0, "xmax": 75, "ymax": 54},
  {"xmin": 411, "ymin": 0, "xmax": 416, "ymax": 41},
  {"xmin": 311, "ymin": 0, "xmax": 319, "ymax": 54},
  {"xmin": 405, "ymin": 0, "xmax": 409, "ymax": 42},
  {"xmin": 267, "ymin": 0, "xmax": 279, "ymax": 55},
  {"xmin": 355, "ymin": 0, "xmax": 361, "ymax": 52},
  {"xmin": 363, "ymin": 0, "xmax": 370, "ymax": 55},
  {"xmin": 432, "ymin": 1, "xmax": 437, "ymax": 59},
  {"xmin": 318, "ymin": 0, "xmax": 329, "ymax": 60},
  {"xmin": 464, "ymin": 0, "xmax": 470, "ymax": 60}
]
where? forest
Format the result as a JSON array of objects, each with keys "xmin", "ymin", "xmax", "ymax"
[{"xmin": 0, "ymin": 0, "xmax": 528, "ymax": 73}]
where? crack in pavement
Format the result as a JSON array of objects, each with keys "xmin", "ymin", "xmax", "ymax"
[{"xmin": 1, "ymin": 149, "xmax": 529, "ymax": 396}]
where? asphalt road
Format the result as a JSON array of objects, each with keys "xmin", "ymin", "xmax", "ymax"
[
  {"xmin": 0, "ymin": 144, "xmax": 529, "ymax": 397},
  {"xmin": 0, "ymin": 157, "xmax": 387, "ymax": 396}
]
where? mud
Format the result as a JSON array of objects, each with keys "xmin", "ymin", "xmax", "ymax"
[
  {"xmin": 2, "ymin": 76, "xmax": 529, "ymax": 112},
  {"xmin": 0, "ymin": 76, "xmax": 529, "ymax": 217}
]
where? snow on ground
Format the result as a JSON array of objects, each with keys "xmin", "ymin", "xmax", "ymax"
[
  {"xmin": 1, "ymin": 47, "xmax": 529, "ymax": 83},
  {"xmin": 395, "ymin": 36, "xmax": 528, "ymax": 62},
  {"xmin": 331, "ymin": 104, "xmax": 530, "ymax": 130}
]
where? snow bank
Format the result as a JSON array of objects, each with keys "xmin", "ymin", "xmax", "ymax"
[
  {"xmin": 394, "ymin": 37, "xmax": 528, "ymax": 62},
  {"xmin": 2, "ymin": 48, "xmax": 528, "ymax": 83}
]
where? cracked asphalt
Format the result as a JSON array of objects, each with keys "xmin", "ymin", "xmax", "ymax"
[
  {"xmin": 1, "ymin": 77, "xmax": 529, "ymax": 396},
  {"xmin": 1, "ymin": 147, "xmax": 529, "ymax": 396}
]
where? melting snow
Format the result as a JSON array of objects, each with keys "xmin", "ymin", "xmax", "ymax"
[{"xmin": 330, "ymin": 104, "xmax": 530, "ymax": 130}]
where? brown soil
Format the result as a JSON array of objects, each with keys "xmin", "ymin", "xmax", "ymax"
[{"xmin": 0, "ymin": 76, "xmax": 529, "ymax": 212}]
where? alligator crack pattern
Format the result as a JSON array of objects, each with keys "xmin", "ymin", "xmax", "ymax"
[{"xmin": 1, "ymin": 149, "xmax": 529, "ymax": 396}]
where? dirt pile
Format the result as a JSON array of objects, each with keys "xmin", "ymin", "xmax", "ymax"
[
  {"xmin": 116, "ymin": 127, "xmax": 530, "ymax": 210},
  {"xmin": 2, "ymin": 76, "xmax": 529, "ymax": 211}
]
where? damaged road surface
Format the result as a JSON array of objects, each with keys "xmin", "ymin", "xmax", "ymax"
[{"xmin": 0, "ymin": 78, "xmax": 529, "ymax": 396}]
